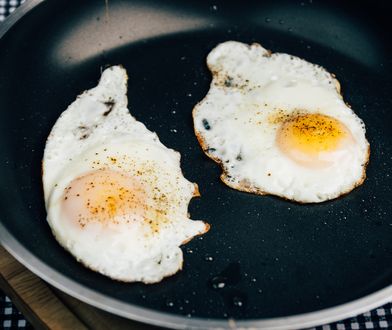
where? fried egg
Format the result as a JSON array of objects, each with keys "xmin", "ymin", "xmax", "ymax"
[
  {"xmin": 193, "ymin": 41, "xmax": 370, "ymax": 203},
  {"xmin": 43, "ymin": 66, "xmax": 209, "ymax": 283}
]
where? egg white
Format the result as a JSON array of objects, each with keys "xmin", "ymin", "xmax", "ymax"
[
  {"xmin": 43, "ymin": 66, "xmax": 209, "ymax": 283},
  {"xmin": 193, "ymin": 41, "xmax": 370, "ymax": 203}
]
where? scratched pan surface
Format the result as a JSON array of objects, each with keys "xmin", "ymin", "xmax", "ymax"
[{"xmin": 0, "ymin": 0, "xmax": 392, "ymax": 329}]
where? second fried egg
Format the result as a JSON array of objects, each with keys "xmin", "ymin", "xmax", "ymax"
[{"xmin": 193, "ymin": 41, "xmax": 370, "ymax": 203}]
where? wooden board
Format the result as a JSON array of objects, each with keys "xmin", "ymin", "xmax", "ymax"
[{"xmin": 0, "ymin": 245, "xmax": 157, "ymax": 330}]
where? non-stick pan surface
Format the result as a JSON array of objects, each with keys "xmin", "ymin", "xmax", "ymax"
[{"xmin": 1, "ymin": 0, "xmax": 392, "ymax": 328}]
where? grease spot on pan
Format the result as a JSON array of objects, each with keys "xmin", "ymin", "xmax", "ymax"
[{"xmin": 208, "ymin": 263, "xmax": 248, "ymax": 311}]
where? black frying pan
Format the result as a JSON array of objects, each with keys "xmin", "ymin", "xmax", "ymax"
[{"xmin": 1, "ymin": 0, "xmax": 392, "ymax": 329}]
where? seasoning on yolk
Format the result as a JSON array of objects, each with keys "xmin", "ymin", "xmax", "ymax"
[
  {"xmin": 62, "ymin": 169, "xmax": 146, "ymax": 227},
  {"xmin": 276, "ymin": 113, "xmax": 354, "ymax": 168}
]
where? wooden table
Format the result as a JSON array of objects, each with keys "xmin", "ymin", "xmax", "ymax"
[{"xmin": 0, "ymin": 245, "xmax": 157, "ymax": 330}]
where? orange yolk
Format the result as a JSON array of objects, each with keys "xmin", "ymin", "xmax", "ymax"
[
  {"xmin": 62, "ymin": 169, "xmax": 146, "ymax": 228},
  {"xmin": 276, "ymin": 113, "xmax": 354, "ymax": 168}
]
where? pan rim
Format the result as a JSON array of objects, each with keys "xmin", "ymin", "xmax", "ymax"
[
  {"xmin": 1, "ymin": 1, "xmax": 392, "ymax": 329},
  {"xmin": 2, "ymin": 223, "xmax": 392, "ymax": 329}
]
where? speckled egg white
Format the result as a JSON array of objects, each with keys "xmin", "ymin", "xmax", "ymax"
[
  {"xmin": 193, "ymin": 41, "xmax": 370, "ymax": 203},
  {"xmin": 43, "ymin": 66, "xmax": 209, "ymax": 283}
]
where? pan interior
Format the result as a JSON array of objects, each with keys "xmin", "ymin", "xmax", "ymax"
[{"xmin": 0, "ymin": 0, "xmax": 391, "ymax": 320}]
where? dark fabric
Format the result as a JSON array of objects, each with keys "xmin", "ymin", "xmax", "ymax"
[
  {"xmin": 0, "ymin": 292, "xmax": 33, "ymax": 329},
  {"xmin": 0, "ymin": 0, "xmax": 24, "ymax": 21}
]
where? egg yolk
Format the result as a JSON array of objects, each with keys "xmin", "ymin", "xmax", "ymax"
[
  {"xmin": 62, "ymin": 169, "xmax": 146, "ymax": 228},
  {"xmin": 276, "ymin": 113, "xmax": 355, "ymax": 168}
]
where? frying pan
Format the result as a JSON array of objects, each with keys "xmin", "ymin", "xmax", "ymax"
[{"xmin": 1, "ymin": 0, "xmax": 391, "ymax": 329}]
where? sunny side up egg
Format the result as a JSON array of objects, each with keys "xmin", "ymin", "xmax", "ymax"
[
  {"xmin": 43, "ymin": 66, "xmax": 209, "ymax": 283},
  {"xmin": 193, "ymin": 41, "xmax": 370, "ymax": 203}
]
